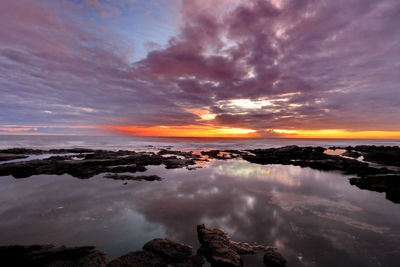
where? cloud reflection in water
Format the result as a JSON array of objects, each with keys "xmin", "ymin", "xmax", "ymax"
[{"xmin": 0, "ymin": 160, "xmax": 399, "ymax": 266}]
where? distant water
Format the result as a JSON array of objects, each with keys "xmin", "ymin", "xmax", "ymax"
[{"xmin": 0, "ymin": 135, "xmax": 399, "ymax": 151}]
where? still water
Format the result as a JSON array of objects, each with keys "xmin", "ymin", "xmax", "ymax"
[{"xmin": 0, "ymin": 159, "xmax": 399, "ymax": 266}]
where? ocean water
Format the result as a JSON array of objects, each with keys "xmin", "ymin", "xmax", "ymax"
[
  {"xmin": 0, "ymin": 135, "xmax": 399, "ymax": 151},
  {"xmin": 0, "ymin": 135, "xmax": 400, "ymax": 266}
]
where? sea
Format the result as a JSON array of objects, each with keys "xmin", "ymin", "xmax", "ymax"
[
  {"xmin": 0, "ymin": 135, "xmax": 399, "ymax": 151},
  {"xmin": 0, "ymin": 135, "xmax": 399, "ymax": 266}
]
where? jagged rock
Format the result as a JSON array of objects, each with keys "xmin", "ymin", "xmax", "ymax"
[
  {"xmin": 197, "ymin": 224, "xmax": 278, "ymax": 267},
  {"xmin": 0, "ymin": 245, "xmax": 108, "ymax": 267}
]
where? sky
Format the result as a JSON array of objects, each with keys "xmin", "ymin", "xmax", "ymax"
[{"xmin": 1, "ymin": 0, "xmax": 400, "ymax": 138}]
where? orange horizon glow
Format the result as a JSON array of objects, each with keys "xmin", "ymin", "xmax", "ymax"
[
  {"xmin": 97, "ymin": 125, "xmax": 400, "ymax": 139},
  {"xmin": 98, "ymin": 125, "xmax": 259, "ymax": 138}
]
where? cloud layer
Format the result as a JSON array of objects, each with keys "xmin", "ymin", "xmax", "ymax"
[{"xmin": 1, "ymin": 0, "xmax": 400, "ymax": 136}]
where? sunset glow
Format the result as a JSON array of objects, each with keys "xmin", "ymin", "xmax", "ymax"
[
  {"xmin": 94, "ymin": 126, "xmax": 400, "ymax": 139},
  {"xmin": 98, "ymin": 125, "xmax": 258, "ymax": 138},
  {"xmin": 0, "ymin": 0, "xmax": 399, "ymax": 138}
]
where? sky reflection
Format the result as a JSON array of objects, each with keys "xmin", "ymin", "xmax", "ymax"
[{"xmin": 0, "ymin": 160, "xmax": 399, "ymax": 266}]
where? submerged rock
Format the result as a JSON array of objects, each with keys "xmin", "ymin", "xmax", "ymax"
[
  {"xmin": 0, "ymin": 245, "xmax": 108, "ymax": 267},
  {"xmin": 104, "ymin": 174, "xmax": 162, "ymax": 181}
]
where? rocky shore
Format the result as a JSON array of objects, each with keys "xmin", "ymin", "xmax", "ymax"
[
  {"xmin": 0, "ymin": 145, "xmax": 399, "ymax": 202},
  {"xmin": 0, "ymin": 225, "xmax": 286, "ymax": 267},
  {"xmin": 0, "ymin": 149, "xmax": 200, "ymax": 179}
]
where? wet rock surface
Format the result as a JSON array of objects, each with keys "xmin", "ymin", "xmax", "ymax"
[{"xmin": 1, "ymin": 225, "xmax": 284, "ymax": 267}]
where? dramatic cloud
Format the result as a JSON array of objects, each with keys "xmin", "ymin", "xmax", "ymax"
[{"xmin": 1, "ymin": 0, "xmax": 400, "ymax": 136}]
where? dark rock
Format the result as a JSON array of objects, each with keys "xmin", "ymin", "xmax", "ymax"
[
  {"xmin": 104, "ymin": 174, "xmax": 162, "ymax": 181},
  {"xmin": 200, "ymin": 150, "xmax": 241, "ymax": 160},
  {"xmin": 1, "ymin": 225, "xmax": 283, "ymax": 267},
  {"xmin": 335, "ymin": 146, "xmax": 400, "ymax": 167},
  {"xmin": 164, "ymin": 158, "xmax": 196, "ymax": 169},
  {"xmin": 107, "ymin": 250, "xmax": 166, "ymax": 267},
  {"xmin": 0, "ymin": 149, "xmax": 196, "ymax": 179},
  {"xmin": 143, "ymin": 238, "xmax": 203, "ymax": 266},
  {"xmin": 197, "ymin": 224, "xmax": 276, "ymax": 267},
  {"xmin": 0, "ymin": 148, "xmax": 45, "ymax": 155},
  {"xmin": 349, "ymin": 175, "xmax": 400, "ymax": 203},
  {"xmin": 240, "ymin": 146, "xmax": 396, "ymax": 179},
  {"xmin": 197, "ymin": 224, "xmax": 242, "ymax": 267},
  {"xmin": 263, "ymin": 248, "xmax": 286, "ymax": 267},
  {"xmin": 342, "ymin": 150, "xmax": 362, "ymax": 158},
  {"xmin": 0, "ymin": 245, "xmax": 107, "ymax": 267},
  {"xmin": 107, "ymin": 165, "xmax": 147, "ymax": 173},
  {"xmin": 158, "ymin": 149, "xmax": 198, "ymax": 159},
  {"xmin": 109, "ymin": 238, "xmax": 204, "ymax": 267},
  {"xmin": 0, "ymin": 153, "xmax": 28, "ymax": 162}
]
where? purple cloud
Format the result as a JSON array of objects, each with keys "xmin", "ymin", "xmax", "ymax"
[{"xmin": 1, "ymin": 0, "xmax": 400, "ymax": 134}]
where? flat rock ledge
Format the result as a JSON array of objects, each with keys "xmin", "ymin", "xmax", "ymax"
[{"xmin": 0, "ymin": 225, "xmax": 286, "ymax": 267}]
